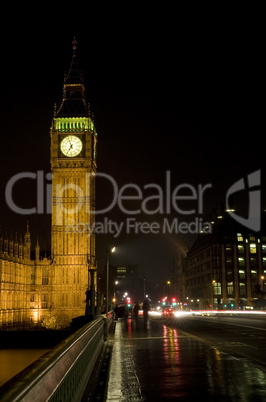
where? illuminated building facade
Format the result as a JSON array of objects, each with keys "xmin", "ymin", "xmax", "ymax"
[
  {"xmin": 0, "ymin": 225, "xmax": 52, "ymax": 327},
  {"xmin": 0, "ymin": 38, "xmax": 97, "ymax": 327},
  {"xmin": 50, "ymin": 37, "xmax": 97, "ymax": 319},
  {"xmin": 183, "ymin": 213, "xmax": 266, "ymax": 310}
]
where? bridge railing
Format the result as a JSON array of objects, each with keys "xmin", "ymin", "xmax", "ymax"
[{"xmin": 0, "ymin": 313, "xmax": 114, "ymax": 402}]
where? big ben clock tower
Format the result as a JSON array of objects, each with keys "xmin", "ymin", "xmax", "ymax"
[{"xmin": 50, "ymin": 38, "xmax": 97, "ymax": 319}]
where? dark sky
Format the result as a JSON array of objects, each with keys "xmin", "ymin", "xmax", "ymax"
[{"xmin": 0, "ymin": 14, "xmax": 263, "ymax": 283}]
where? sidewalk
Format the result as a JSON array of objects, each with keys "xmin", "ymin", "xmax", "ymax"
[{"xmin": 105, "ymin": 318, "xmax": 143, "ymax": 401}]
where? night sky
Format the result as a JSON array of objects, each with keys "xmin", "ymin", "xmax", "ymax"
[{"xmin": 0, "ymin": 14, "xmax": 263, "ymax": 284}]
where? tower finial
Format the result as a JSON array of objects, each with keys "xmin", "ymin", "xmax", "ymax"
[{"xmin": 72, "ymin": 36, "xmax": 78, "ymax": 53}]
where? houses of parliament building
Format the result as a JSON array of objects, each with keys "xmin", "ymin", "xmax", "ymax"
[{"xmin": 0, "ymin": 38, "xmax": 98, "ymax": 328}]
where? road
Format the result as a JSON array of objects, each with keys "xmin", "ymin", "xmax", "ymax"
[
  {"xmin": 89, "ymin": 313, "xmax": 266, "ymax": 401},
  {"xmin": 170, "ymin": 313, "xmax": 266, "ymax": 366}
]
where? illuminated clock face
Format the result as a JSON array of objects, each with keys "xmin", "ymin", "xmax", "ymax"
[{"xmin": 60, "ymin": 135, "xmax": 82, "ymax": 157}]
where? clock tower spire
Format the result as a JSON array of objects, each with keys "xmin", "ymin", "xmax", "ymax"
[
  {"xmin": 56, "ymin": 36, "xmax": 89, "ymax": 118},
  {"xmin": 50, "ymin": 38, "xmax": 97, "ymax": 320}
]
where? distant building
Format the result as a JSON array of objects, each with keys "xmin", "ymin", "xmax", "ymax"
[
  {"xmin": 183, "ymin": 213, "xmax": 266, "ymax": 310},
  {"xmin": 172, "ymin": 244, "xmax": 188, "ymax": 305},
  {"xmin": 99, "ymin": 264, "xmax": 141, "ymax": 307}
]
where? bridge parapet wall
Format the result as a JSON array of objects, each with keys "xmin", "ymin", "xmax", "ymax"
[{"xmin": 0, "ymin": 314, "xmax": 113, "ymax": 401}]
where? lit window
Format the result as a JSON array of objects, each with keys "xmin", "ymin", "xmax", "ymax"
[
  {"xmin": 227, "ymin": 282, "xmax": 234, "ymax": 296},
  {"xmin": 226, "ymin": 244, "xmax": 232, "ymax": 253},
  {"xmin": 117, "ymin": 268, "xmax": 127, "ymax": 273},
  {"xmin": 238, "ymin": 257, "xmax": 245, "ymax": 266},
  {"xmin": 30, "ymin": 294, "xmax": 35, "ymax": 309},
  {"xmin": 42, "ymin": 267, "xmax": 49, "ymax": 285},
  {"xmin": 41, "ymin": 294, "xmax": 48, "ymax": 309},
  {"xmin": 237, "ymin": 234, "xmax": 243, "ymax": 242},
  {"xmin": 213, "ymin": 282, "xmax": 221, "ymax": 295},
  {"xmin": 238, "ymin": 245, "xmax": 244, "ymax": 254},
  {"xmin": 239, "ymin": 283, "xmax": 246, "ymax": 296},
  {"xmin": 251, "ymin": 270, "xmax": 257, "ymax": 279},
  {"xmin": 239, "ymin": 270, "xmax": 245, "ymax": 279},
  {"xmin": 262, "ymin": 245, "xmax": 266, "ymax": 254},
  {"xmin": 250, "ymin": 244, "xmax": 256, "ymax": 253}
]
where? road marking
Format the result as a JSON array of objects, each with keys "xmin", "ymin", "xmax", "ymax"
[
  {"xmin": 194, "ymin": 317, "xmax": 266, "ymax": 332},
  {"xmin": 218, "ymin": 341, "xmax": 258, "ymax": 350},
  {"xmin": 126, "ymin": 335, "xmax": 187, "ymax": 341},
  {"xmin": 216, "ymin": 320, "xmax": 266, "ymax": 332}
]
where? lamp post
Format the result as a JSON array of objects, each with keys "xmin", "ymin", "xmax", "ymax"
[
  {"xmin": 212, "ymin": 280, "xmax": 216, "ymax": 310},
  {"xmin": 85, "ymin": 254, "xmax": 99, "ymax": 317},
  {"xmin": 106, "ymin": 247, "xmax": 116, "ymax": 316},
  {"xmin": 114, "ymin": 280, "xmax": 118, "ymax": 301}
]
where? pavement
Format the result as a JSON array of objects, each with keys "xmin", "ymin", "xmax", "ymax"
[
  {"xmin": 105, "ymin": 318, "xmax": 143, "ymax": 401},
  {"xmin": 85, "ymin": 315, "xmax": 266, "ymax": 401}
]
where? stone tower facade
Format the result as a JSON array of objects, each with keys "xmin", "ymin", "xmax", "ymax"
[{"xmin": 50, "ymin": 37, "xmax": 97, "ymax": 319}]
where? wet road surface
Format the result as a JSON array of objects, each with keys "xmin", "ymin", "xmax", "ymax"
[
  {"xmin": 173, "ymin": 314, "xmax": 266, "ymax": 365},
  {"xmin": 103, "ymin": 315, "xmax": 266, "ymax": 401}
]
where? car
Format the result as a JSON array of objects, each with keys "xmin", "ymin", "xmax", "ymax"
[{"xmin": 161, "ymin": 307, "xmax": 174, "ymax": 317}]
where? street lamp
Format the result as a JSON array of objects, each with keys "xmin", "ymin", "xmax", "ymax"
[
  {"xmin": 212, "ymin": 280, "xmax": 216, "ymax": 310},
  {"xmin": 106, "ymin": 247, "xmax": 116, "ymax": 316},
  {"xmin": 114, "ymin": 281, "xmax": 119, "ymax": 302}
]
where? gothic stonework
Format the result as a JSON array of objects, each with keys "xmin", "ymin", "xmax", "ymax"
[
  {"xmin": 50, "ymin": 37, "xmax": 97, "ymax": 319},
  {"xmin": 0, "ymin": 38, "xmax": 97, "ymax": 327}
]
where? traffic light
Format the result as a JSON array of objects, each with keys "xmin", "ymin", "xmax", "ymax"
[
  {"xmin": 127, "ymin": 297, "xmax": 131, "ymax": 307},
  {"xmin": 172, "ymin": 297, "xmax": 176, "ymax": 306}
]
